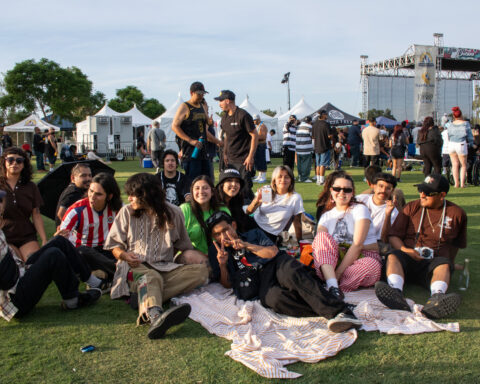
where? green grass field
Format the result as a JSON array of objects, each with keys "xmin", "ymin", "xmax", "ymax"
[{"xmin": 1, "ymin": 159, "xmax": 479, "ymax": 383}]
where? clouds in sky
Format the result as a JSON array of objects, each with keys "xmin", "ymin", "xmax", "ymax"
[{"xmin": 1, "ymin": 0, "xmax": 479, "ymax": 116}]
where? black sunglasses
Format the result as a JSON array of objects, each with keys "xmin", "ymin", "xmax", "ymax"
[
  {"xmin": 331, "ymin": 186, "xmax": 353, "ymax": 194},
  {"xmin": 418, "ymin": 189, "xmax": 439, "ymax": 197},
  {"xmin": 5, "ymin": 157, "xmax": 25, "ymax": 165}
]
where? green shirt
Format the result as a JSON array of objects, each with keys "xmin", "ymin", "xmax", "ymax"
[{"xmin": 180, "ymin": 204, "xmax": 230, "ymax": 254}]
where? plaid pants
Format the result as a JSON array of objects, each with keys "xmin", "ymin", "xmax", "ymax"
[{"xmin": 312, "ymin": 231, "xmax": 381, "ymax": 292}]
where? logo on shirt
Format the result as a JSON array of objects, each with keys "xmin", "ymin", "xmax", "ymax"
[
  {"xmin": 107, "ymin": 216, "xmax": 114, "ymax": 224},
  {"xmin": 442, "ymin": 216, "xmax": 452, "ymax": 230}
]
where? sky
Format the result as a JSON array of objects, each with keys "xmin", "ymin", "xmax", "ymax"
[{"xmin": 1, "ymin": 0, "xmax": 479, "ymax": 117}]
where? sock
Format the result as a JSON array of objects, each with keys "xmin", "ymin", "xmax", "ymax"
[
  {"xmin": 319, "ymin": 176, "xmax": 325, "ymax": 183},
  {"xmin": 148, "ymin": 306, "xmax": 163, "ymax": 322},
  {"xmin": 430, "ymin": 281, "xmax": 448, "ymax": 295},
  {"xmin": 63, "ymin": 297, "xmax": 79, "ymax": 309},
  {"xmin": 86, "ymin": 274, "xmax": 102, "ymax": 288},
  {"xmin": 387, "ymin": 274, "xmax": 404, "ymax": 291},
  {"xmin": 326, "ymin": 278, "xmax": 339, "ymax": 290}
]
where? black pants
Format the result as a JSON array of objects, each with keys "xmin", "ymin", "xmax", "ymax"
[
  {"xmin": 420, "ymin": 144, "xmax": 442, "ymax": 176},
  {"xmin": 229, "ymin": 162, "xmax": 255, "ymax": 202},
  {"xmin": 363, "ymin": 155, "xmax": 378, "ymax": 168},
  {"xmin": 77, "ymin": 246, "xmax": 116, "ymax": 279},
  {"xmin": 283, "ymin": 148, "xmax": 295, "ymax": 171},
  {"xmin": 10, "ymin": 237, "xmax": 88, "ymax": 317},
  {"xmin": 259, "ymin": 252, "xmax": 347, "ymax": 319}
]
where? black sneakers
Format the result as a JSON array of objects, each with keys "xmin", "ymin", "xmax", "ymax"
[
  {"xmin": 374, "ymin": 281, "xmax": 411, "ymax": 311},
  {"xmin": 147, "ymin": 303, "xmax": 192, "ymax": 339},
  {"xmin": 327, "ymin": 312, "xmax": 363, "ymax": 333},
  {"xmin": 62, "ymin": 288, "xmax": 102, "ymax": 310},
  {"xmin": 329, "ymin": 286, "xmax": 345, "ymax": 301},
  {"xmin": 421, "ymin": 293, "xmax": 462, "ymax": 319}
]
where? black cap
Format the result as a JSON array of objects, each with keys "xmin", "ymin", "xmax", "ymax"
[
  {"xmin": 206, "ymin": 211, "xmax": 234, "ymax": 233},
  {"xmin": 217, "ymin": 166, "xmax": 245, "ymax": 189},
  {"xmin": 214, "ymin": 90, "xmax": 235, "ymax": 101},
  {"xmin": 190, "ymin": 82, "xmax": 208, "ymax": 95},
  {"xmin": 414, "ymin": 174, "xmax": 450, "ymax": 194}
]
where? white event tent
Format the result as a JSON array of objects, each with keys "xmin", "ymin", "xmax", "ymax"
[
  {"xmin": 95, "ymin": 103, "xmax": 120, "ymax": 116},
  {"xmin": 154, "ymin": 93, "xmax": 184, "ymax": 150},
  {"xmin": 238, "ymin": 96, "xmax": 278, "ymax": 134},
  {"xmin": 277, "ymin": 97, "xmax": 316, "ymax": 128},
  {"xmin": 5, "ymin": 113, "xmax": 60, "ymax": 133},
  {"xmin": 119, "ymin": 104, "xmax": 152, "ymax": 127}
]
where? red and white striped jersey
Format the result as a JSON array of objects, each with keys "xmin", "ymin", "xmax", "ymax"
[{"xmin": 60, "ymin": 198, "xmax": 116, "ymax": 248}]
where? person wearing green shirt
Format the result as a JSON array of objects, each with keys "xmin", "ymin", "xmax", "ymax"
[{"xmin": 180, "ymin": 176, "xmax": 230, "ymax": 255}]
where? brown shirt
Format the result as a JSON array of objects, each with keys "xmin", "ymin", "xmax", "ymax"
[
  {"xmin": 362, "ymin": 125, "xmax": 380, "ymax": 155},
  {"xmin": 388, "ymin": 199, "xmax": 467, "ymax": 261},
  {"xmin": 0, "ymin": 180, "xmax": 43, "ymax": 246}
]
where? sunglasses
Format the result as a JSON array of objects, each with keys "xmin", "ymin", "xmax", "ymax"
[
  {"xmin": 331, "ymin": 186, "xmax": 353, "ymax": 194},
  {"xmin": 418, "ymin": 189, "xmax": 439, "ymax": 197},
  {"xmin": 5, "ymin": 157, "xmax": 25, "ymax": 165}
]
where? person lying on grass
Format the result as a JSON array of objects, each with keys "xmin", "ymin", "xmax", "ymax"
[
  {"xmin": 375, "ymin": 174, "xmax": 466, "ymax": 319},
  {"xmin": 104, "ymin": 173, "xmax": 208, "ymax": 339},
  {"xmin": 206, "ymin": 211, "xmax": 362, "ymax": 333},
  {"xmin": 0, "ymin": 190, "xmax": 102, "ymax": 321}
]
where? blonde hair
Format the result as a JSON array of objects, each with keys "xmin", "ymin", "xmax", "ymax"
[{"xmin": 270, "ymin": 165, "xmax": 295, "ymax": 198}]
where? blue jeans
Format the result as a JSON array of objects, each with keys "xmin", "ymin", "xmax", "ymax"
[
  {"xmin": 297, "ymin": 154, "xmax": 312, "ymax": 181},
  {"xmin": 35, "ymin": 150, "xmax": 45, "ymax": 170},
  {"xmin": 315, "ymin": 150, "xmax": 331, "ymax": 167},
  {"xmin": 254, "ymin": 143, "xmax": 267, "ymax": 172},
  {"xmin": 349, "ymin": 144, "xmax": 360, "ymax": 166}
]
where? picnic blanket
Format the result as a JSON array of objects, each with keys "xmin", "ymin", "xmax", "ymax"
[{"xmin": 173, "ymin": 284, "xmax": 459, "ymax": 379}]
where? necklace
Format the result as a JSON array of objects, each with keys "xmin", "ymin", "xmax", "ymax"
[{"xmin": 426, "ymin": 208, "xmax": 442, "ymax": 233}]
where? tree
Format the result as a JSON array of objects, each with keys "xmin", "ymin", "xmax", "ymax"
[
  {"xmin": 359, "ymin": 109, "xmax": 397, "ymax": 122},
  {"xmin": 0, "ymin": 58, "xmax": 95, "ymax": 123},
  {"xmin": 108, "ymin": 85, "xmax": 166, "ymax": 119},
  {"xmin": 261, "ymin": 109, "xmax": 276, "ymax": 117}
]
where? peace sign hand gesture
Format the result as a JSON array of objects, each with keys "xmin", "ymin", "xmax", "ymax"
[{"xmin": 213, "ymin": 240, "xmax": 229, "ymax": 266}]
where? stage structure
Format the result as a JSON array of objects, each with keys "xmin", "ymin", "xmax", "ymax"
[{"xmin": 361, "ymin": 33, "xmax": 480, "ymax": 123}]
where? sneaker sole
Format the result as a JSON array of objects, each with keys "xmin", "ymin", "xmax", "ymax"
[
  {"xmin": 147, "ymin": 304, "xmax": 191, "ymax": 339},
  {"xmin": 375, "ymin": 282, "xmax": 411, "ymax": 311},
  {"xmin": 421, "ymin": 293, "xmax": 461, "ymax": 319},
  {"xmin": 327, "ymin": 318, "xmax": 362, "ymax": 333}
]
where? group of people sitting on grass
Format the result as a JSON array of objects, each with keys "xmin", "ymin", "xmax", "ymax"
[{"xmin": 0, "ymin": 147, "xmax": 468, "ymax": 340}]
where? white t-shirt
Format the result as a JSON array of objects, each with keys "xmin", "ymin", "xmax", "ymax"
[
  {"xmin": 356, "ymin": 194, "xmax": 398, "ymax": 240},
  {"xmin": 254, "ymin": 192, "xmax": 304, "ymax": 235},
  {"xmin": 318, "ymin": 203, "xmax": 377, "ymax": 245},
  {"xmin": 441, "ymin": 130, "xmax": 449, "ymax": 155}
]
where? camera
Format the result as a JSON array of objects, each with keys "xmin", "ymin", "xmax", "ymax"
[{"xmin": 414, "ymin": 247, "xmax": 434, "ymax": 259}]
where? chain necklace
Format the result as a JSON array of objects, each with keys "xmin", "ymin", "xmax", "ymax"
[{"xmin": 426, "ymin": 209, "xmax": 442, "ymax": 233}]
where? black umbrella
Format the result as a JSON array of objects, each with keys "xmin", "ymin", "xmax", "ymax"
[{"xmin": 37, "ymin": 160, "xmax": 115, "ymax": 220}]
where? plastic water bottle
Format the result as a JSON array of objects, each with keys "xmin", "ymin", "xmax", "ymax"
[
  {"xmin": 191, "ymin": 138, "xmax": 204, "ymax": 159},
  {"xmin": 458, "ymin": 259, "xmax": 470, "ymax": 291}
]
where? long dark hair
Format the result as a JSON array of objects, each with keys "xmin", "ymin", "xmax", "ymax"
[
  {"xmin": 124, "ymin": 172, "xmax": 172, "ymax": 229},
  {"xmin": 0, "ymin": 147, "xmax": 33, "ymax": 185},
  {"xmin": 216, "ymin": 177, "xmax": 250, "ymax": 233},
  {"xmin": 316, "ymin": 171, "xmax": 358, "ymax": 213},
  {"xmin": 91, "ymin": 172, "xmax": 122, "ymax": 212},
  {"xmin": 418, "ymin": 116, "xmax": 434, "ymax": 142},
  {"xmin": 190, "ymin": 175, "xmax": 220, "ymax": 243},
  {"xmin": 392, "ymin": 124, "xmax": 403, "ymax": 141}
]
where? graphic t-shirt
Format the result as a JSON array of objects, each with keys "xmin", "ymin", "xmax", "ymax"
[
  {"xmin": 318, "ymin": 204, "xmax": 377, "ymax": 245},
  {"xmin": 157, "ymin": 171, "xmax": 190, "ymax": 206},
  {"xmin": 356, "ymin": 194, "xmax": 398, "ymax": 240}
]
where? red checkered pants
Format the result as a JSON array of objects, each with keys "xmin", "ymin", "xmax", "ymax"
[{"xmin": 312, "ymin": 231, "xmax": 382, "ymax": 292}]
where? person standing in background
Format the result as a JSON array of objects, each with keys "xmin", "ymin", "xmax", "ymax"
[
  {"xmin": 45, "ymin": 128, "xmax": 58, "ymax": 173},
  {"xmin": 147, "ymin": 121, "xmax": 166, "ymax": 173},
  {"xmin": 312, "ymin": 110, "xmax": 333, "ymax": 185},
  {"xmin": 295, "ymin": 116, "xmax": 313, "ymax": 182},
  {"xmin": 33, "ymin": 127, "xmax": 46, "ymax": 172},
  {"xmin": 282, "ymin": 115, "xmax": 297, "ymax": 171},
  {"xmin": 362, "ymin": 118, "xmax": 380, "ymax": 168},
  {"xmin": 418, "ymin": 117, "xmax": 443, "ymax": 176},
  {"xmin": 252, "ymin": 115, "xmax": 268, "ymax": 183}
]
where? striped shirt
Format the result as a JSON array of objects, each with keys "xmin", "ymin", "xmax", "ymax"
[
  {"xmin": 282, "ymin": 122, "xmax": 296, "ymax": 152},
  {"xmin": 295, "ymin": 122, "xmax": 313, "ymax": 155},
  {"xmin": 60, "ymin": 198, "xmax": 116, "ymax": 248}
]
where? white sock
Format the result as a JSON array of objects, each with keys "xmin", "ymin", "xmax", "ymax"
[
  {"xmin": 319, "ymin": 176, "xmax": 325, "ymax": 183},
  {"xmin": 387, "ymin": 274, "xmax": 404, "ymax": 291},
  {"xmin": 326, "ymin": 278, "xmax": 339, "ymax": 290},
  {"xmin": 86, "ymin": 274, "xmax": 102, "ymax": 288},
  {"xmin": 63, "ymin": 297, "xmax": 79, "ymax": 309},
  {"xmin": 430, "ymin": 281, "xmax": 448, "ymax": 295}
]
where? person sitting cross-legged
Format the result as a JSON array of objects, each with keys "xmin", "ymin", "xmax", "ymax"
[
  {"xmin": 375, "ymin": 174, "xmax": 466, "ymax": 319},
  {"xmin": 206, "ymin": 211, "xmax": 362, "ymax": 333},
  {"xmin": 104, "ymin": 173, "xmax": 208, "ymax": 339}
]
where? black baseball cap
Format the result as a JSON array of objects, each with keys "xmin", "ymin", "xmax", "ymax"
[
  {"xmin": 414, "ymin": 174, "xmax": 449, "ymax": 194},
  {"xmin": 190, "ymin": 82, "xmax": 208, "ymax": 95},
  {"xmin": 206, "ymin": 211, "xmax": 234, "ymax": 233},
  {"xmin": 217, "ymin": 166, "xmax": 245, "ymax": 189},
  {"xmin": 319, "ymin": 109, "xmax": 328, "ymax": 116},
  {"xmin": 214, "ymin": 90, "xmax": 235, "ymax": 101}
]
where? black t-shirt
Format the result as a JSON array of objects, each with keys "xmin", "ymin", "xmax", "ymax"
[
  {"xmin": 157, "ymin": 171, "xmax": 190, "ymax": 206},
  {"xmin": 33, "ymin": 133, "xmax": 44, "ymax": 152},
  {"xmin": 208, "ymin": 229, "xmax": 275, "ymax": 288},
  {"xmin": 312, "ymin": 120, "xmax": 332, "ymax": 154},
  {"xmin": 180, "ymin": 102, "xmax": 207, "ymax": 160},
  {"xmin": 221, "ymin": 107, "xmax": 255, "ymax": 163},
  {"xmin": 55, "ymin": 183, "xmax": 86, "ymax": 226}
]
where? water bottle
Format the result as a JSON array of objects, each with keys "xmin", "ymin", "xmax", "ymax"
[
  {"xmin": 191, "ymin": 138, "xmax": 204, "ymax": 159},
  {"xmin": 458, "ymin": 259, "xmax": 470, "ymax": 291}
]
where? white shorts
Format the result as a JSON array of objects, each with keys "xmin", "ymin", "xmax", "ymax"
[{"xmin": 448, "ymin": 141, "xmax": 468, "ymax": 156}]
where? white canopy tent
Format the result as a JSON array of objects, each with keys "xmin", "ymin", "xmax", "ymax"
[
  {"xmin": 5, "ymin": 113, "xmax": 60, "ymax": 133},
  {"xmin": 154, "ymin": 93, "xmax": 184, "ymax": 150},
  {"xmin": 238, "ymin": 96, "xmax": 278, "ymax": 135},
  {"xmin": 277, "ymin": 97, "xmax": 316, "ymax": 128},
  {"xmin": 119, "ymin": 104, "xmax": 152, "ymax": 127},
  {"xmin": 95, "ymin": 103, "xmax": 120, "ymax": 116}
]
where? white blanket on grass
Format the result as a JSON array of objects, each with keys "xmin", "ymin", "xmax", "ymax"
[{"xmin": 173, "ymin": 284, "xmax": 459, "ymax": 379}]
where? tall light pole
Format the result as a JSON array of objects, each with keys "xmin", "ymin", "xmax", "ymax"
[{"xmin": 281, "ymin": 72, "xmax": 291, "ymax": 111}]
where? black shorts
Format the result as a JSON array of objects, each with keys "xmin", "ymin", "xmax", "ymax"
[{"xmin": 387, "ymin": 249, "xmax": 453, "ymax": 288}]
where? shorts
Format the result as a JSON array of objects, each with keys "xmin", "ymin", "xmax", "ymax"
[
  {"xmin": 315, "ymin": 149, "xmax": 331, "ymax": 167},
  {"xmin": 387, "ymin": 249, "xmax": 453, "ymax": 288},
  {"xmin": 47, "ymin": 155, "xmax": 57, "ymax": 165},
  {"xmin": 448, "ymin": 141, "xmax": 468, "ymax": 156}
]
